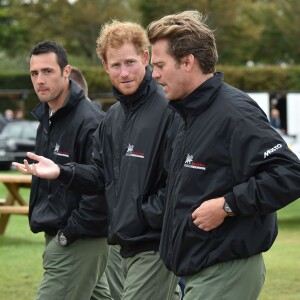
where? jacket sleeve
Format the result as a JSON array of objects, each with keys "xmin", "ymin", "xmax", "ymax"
[
  {"xmin": 62, "ymin": 192, "xmax": 108, "ymax": 242},
  {"xmin": 141, "ymin": 111, "xmax": 180, "ymax": 229},
  {"xmin": 58, "ymin": 122, "xmax": 105, "ymax": 194},
  {"xmin": 224, "ymin": 114, "xmax": 300, "ymax": 215},
  {"xmin": 61, "ymin": 118, "xmax": 107, "ymax": 242}
]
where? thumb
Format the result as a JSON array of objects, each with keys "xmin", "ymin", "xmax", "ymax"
[{"xmin": 27, "ymin": 152, "xmax": 39, "ymax": 161}]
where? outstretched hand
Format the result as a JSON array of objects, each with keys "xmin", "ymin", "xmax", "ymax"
[{"xmin": 12, "ymin": 152, "xmax": 61, "ymax": 179}]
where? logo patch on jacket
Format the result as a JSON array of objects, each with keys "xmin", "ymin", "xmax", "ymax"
[
  {"xmin": 184, "ymin": 154, "xmax": 206, "ymax": 170},
  {"xmin": 264, "ymin": 143, "xmax": 282, "ymax": 159},
  {"xmin": 53, "ymin": 143, "xmax": 70, "ymax": 158},
  {"xmin": 126, "ymin": 144, "xmax": 144, "ymax": 159}
]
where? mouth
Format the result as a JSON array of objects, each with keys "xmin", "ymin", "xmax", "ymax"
[
  {"xmin": 38, "ymin": 88, "xmax": 48, "ymax": 93},
  {"xmin": 121, "ymin": 80, "xmax": 133, "ymax": 84}
]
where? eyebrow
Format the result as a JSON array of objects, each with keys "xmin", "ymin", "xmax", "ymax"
[
  {"xmin": 151, "ymin": 60, "xmax": 163, "ymax": 66},
  {"xmin": 30, "ymin": 67, "xmax": 54, "ymax": 73}
]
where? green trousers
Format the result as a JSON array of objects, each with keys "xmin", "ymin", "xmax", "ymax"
[
  {"xmin": 35, "ymin": 233, "xmax": 110, "ymax": 300},
  {"xmin": 105, "ymin": 245, "xmax": 124, "ymax": 300},
  {"xmin": 119, "ymin": 250, "xmax": 180, "ymax": 300},
  {"xmin": 184, "ymin": 254, "xmax": 266, "ymax": 300}
]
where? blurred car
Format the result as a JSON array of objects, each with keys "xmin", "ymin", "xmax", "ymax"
[{"xmin": 0, "ymin": 120, "xmax": 39, "ymax": 170}]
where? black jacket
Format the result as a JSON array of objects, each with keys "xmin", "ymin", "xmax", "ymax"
[
  {"xmin": 160, "ymin": 72, "xmax": 300, "ymax": 276},
  {"xmin": 30, "ymin": 80, "xmax": 107, "ymax": 242},
  {"xmin": 59, "ymin": 67, "xmax": 178, "ymax": 257}
]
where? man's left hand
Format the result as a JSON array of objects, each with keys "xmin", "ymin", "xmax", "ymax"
[{"xmin": 192, "ymin": 197, "xmax": 227, "ymax": 231}]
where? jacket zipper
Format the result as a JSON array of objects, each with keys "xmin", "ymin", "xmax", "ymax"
[{"xmin": 115, "ymin": 105, "xmax": 131, "ymax": 195}]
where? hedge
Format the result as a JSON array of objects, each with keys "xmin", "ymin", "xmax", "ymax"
[{"xmin": 1, "ymin": 65, "xmax": 300, "ymax": 116}]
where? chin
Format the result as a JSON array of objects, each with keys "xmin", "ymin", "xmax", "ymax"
[
  {"xmin": 165, "ymin": 93, "xmax": 175, "ymax": 101},
  {"xmin": 120, "ymin": 88, "xmax": 139, "ymax": 96}
]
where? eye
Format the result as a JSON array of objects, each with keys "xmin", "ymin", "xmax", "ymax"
[
  {"xmin": 153, "ymin": 63, "xmax": 163, "ymax": 70},
  {"xmin": 111, "ymin": 63, "xmax": 120, "ymax": 69},
  {"xmin": 43, "ymin": 69, "xmax": 52, "ymax": 74}
]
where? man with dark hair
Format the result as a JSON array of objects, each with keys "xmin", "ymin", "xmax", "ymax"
[
  {"xmin": 27, "ymin": 40, "xmax": 110, "ymax": 300},
  {"xmin": 146, "ymin": 10, "xmax": 300, "ymax": 299}
]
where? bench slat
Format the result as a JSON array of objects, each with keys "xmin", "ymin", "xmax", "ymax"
[{"xmin": 0, "ymin": 206, "xmax": 29, "ymax": 215}]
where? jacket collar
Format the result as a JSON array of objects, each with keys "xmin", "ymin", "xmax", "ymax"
[
  {"xmin": 113, "ymin": 66, "xmax": 156, "ymax": 111},
  {"xmin": 169, "ymin": 72, "xmax": 223, "ymax": 120}
]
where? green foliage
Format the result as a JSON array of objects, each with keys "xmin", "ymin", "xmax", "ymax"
[
  {"xmin": 0, "ymin": 71, "xmax": 32, "ymax": 89},
  {"xmin": 0, "ymin": 66, "xmax": 112, "ymax": 93},
  {"xmin": 1, "ymin": 64, "xmax": 300, "ymax": 117},
  {"xmin": 137, "ymin": 0, "xmax": 300, "ymax": 65},
  {"xmin": 217, "ymin": 66, "xmax": 290, "ymax": 93},
  {"xmin": 2, "ymin": 0, "xmax": 300, "ymax": 65},
  {"xmin": 1, "ymin": 0, "xmax": 140, "ymax": 65},
  {"xmin": 80, "ymin": 66, "xmax": 113, "ymax": 95},
  {"xmin": 2, "ymin": 65, "xmax": 300, "ymax": 95}
]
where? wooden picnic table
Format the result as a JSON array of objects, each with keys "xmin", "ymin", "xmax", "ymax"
[{"xmin": 0, "ymin": 174, "xmax": 32, "ymax": 235}]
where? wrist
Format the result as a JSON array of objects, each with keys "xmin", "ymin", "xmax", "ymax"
[
  {"xmin": 58, "ymin": 230, "xmax": 71, "ymax": 247},
  {"xmin": 57, "ymin": 163, "xmax": 74, "ymax": 184},
  {"xmin": 223, "ymin": 200, "xmax": 235, "ymax": 217}
]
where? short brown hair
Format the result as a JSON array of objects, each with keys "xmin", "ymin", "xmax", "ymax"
[
  {"xmin": 70, "ymin": 66, "xmax": 88, "ymax": 96},
  {"xmin": 96, "ymin": 20, "xmax": 149, "ymax": 62},
  {"xmin": 147, "ymin": 10, "xmax": 218, "ymax": 74}
]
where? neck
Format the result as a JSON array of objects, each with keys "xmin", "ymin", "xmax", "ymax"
[{"xmin": 48, "ymin": 82, "xmax": 70, "ymax": 113}]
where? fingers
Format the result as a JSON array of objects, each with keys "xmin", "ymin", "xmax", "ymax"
[
  {"xmin": 24, "ymin": 159, "xmax": 34, "ymax": 175},
  {"xmin": 31, "ymin": 163, "xmax": 37, "ymax": 176},
  {"xmin": 27, "ymin": 152, "xmax": 38, "ymax": 160},
  {"xmin": 12, "ymin": 162, "xmax": 27, "ymax": 174},
  {"xmin": 24, "ymin": 159, "xmax": 30, "ymax": 169}
]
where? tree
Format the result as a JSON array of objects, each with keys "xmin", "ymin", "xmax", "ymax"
[
  {"xmin": 0, "ymin": 0, "xmax": 30, "ymax": 58},
  {"xmin": 2, "ymin": 0, "xmax": 300, "ymax": 67},
  {"xmin": 137, "ymin": 0, "xmax": 300, "ymax": 65},
  {"xmin": 62, "ymin": 0, "xmax": 140, "ymax": 63},
  {"xmin": 1, "ymin": 0, "xmax": 140, "ymax": 65}
]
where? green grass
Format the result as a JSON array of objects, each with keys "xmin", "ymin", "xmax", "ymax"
[
  {"xmin": 0, "ymin": 170, "xmax": 44, "ymax": 299},
  {"xmin": 260, "ymin": 206, "xmax": 300, "ymax": 300},
  {"xmin": 0, "ymin": 171, "xmax": 299, "ymax": 299},
  {"xmin": 0, "ymin": 215, "xmax": 44, "ymax": 299}
]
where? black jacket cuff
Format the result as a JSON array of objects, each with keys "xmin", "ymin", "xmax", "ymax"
[
  {"xmin": 224, "ymin": 192, "xmax": 239, "ymax": 215},
  {"xmin": 61, "ymin": 227, "xmax": 75, "ymax": 245},
  {"xmin": 57, "ymin": 163, "xmax": 74, "ymax": 185}
]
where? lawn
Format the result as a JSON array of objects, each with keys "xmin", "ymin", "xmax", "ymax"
[{"xmin": 0, "ymin": 172, "xmax": 299, "ymax": 299}]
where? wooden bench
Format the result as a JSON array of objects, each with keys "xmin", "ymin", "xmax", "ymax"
[
  {"xmin": 0, "ymin": 205, "xmax": 29, "ymax": 215},
  {"xmin": 0, "ymin": 174, "xmax": 32, "ymax": 234}
]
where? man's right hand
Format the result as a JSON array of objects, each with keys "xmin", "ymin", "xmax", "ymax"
[{"xmin": 12, "ymin": 152, "xmax": 61, "ymax": 179}]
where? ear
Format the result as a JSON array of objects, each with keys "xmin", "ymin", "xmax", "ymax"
[
  {"xmin": 64, "ymin": 65, "xmax": 71, "ymax": 77},
  {"xmin": 102, "ymin": 59, "xmax": 109, "ymax": 74},
  {"xmin": 182, "ymin": 54, "xmax": 195, "ymax": 71},
  {"xmin": 142, "ymin": 50, "xmax": 150, "ymax": 66}
]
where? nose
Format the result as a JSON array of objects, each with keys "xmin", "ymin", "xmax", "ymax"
[
  {"xmin": 152, "ymin": 68, "xmax": 160, "ymax": 79},
  {"xmin": 120, "ymin": 65, "xmax": 130, "ymax": 77},
  {"xmin": 36, "ymin": 73, "xmax": 45, "ymax": 84}
]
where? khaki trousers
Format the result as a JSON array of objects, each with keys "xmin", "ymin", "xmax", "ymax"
[
  {"xmin": 36, "ymin": 233, "xmax": 110, "ymax": 300},
  {"xmin": 184, "ymin": 253, "xmax": 266, "ymax": 300},
  {"xmin": 121, "ymin": 251, "xmax": 180, "ymax": 300}
]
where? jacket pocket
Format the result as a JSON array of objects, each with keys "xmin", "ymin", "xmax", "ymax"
[{"xmin": 171, "ymin": 213, "xmax": 230, "ymax": 276}]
